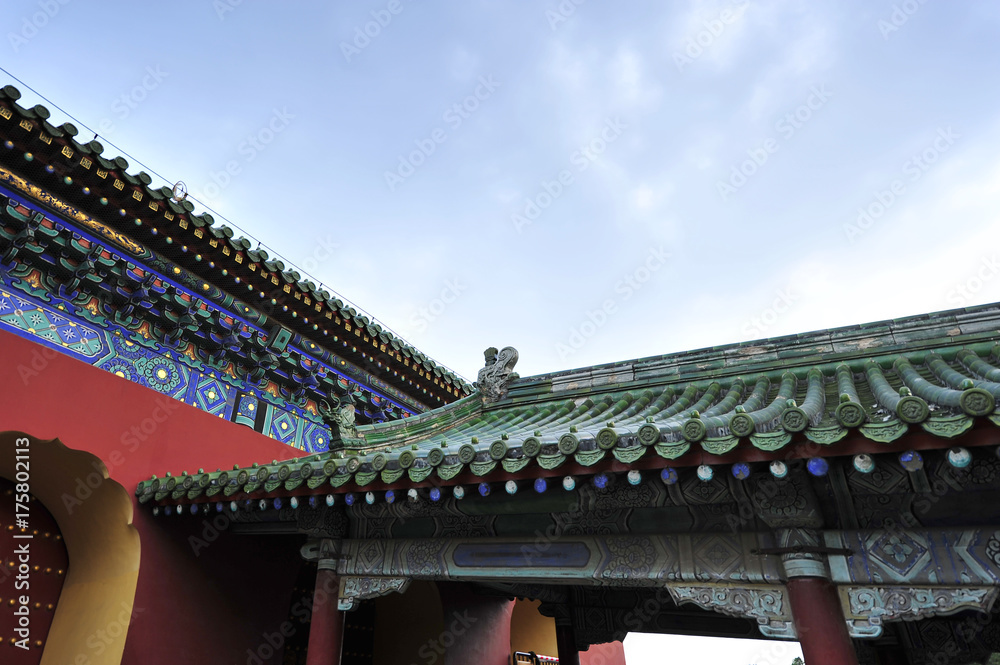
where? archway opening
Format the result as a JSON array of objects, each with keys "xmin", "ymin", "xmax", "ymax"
[{"xmin": 0, "ymin": 432, "xmax": 140, "ymax": 665}]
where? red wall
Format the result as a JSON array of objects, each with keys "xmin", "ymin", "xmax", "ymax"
[{"xmin": 0, "ymin": 329, "xmax": 310, "ymax": 664}]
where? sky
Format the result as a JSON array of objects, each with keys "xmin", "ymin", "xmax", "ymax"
[{"xmin": 4, "ymin": 0, "xmax": 998, "ymax": 662}]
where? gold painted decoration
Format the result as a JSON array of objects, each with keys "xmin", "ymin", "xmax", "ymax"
[
  {"xmin": 24, "ymin": 269, "xmax": 42, "ymax": 289},
  {"xmin": 0, "ymin": 165, "xmax": 145, "ymax": 256}
]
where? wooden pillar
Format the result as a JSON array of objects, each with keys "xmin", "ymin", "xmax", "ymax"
[
  {"xmin": 306, "ymin": 567, "xmax": 345, "ymax": 665},
  {"xmin": 436, "ymin": 582, "xmax": 514, "ymax": 665},
  {"xmin": 555, "ymin": 623, "xmax": 581, "ymax": 665},
  {"xmin": 776, "ymin": 528, "xmax": 858, "ymax": 665},
  {"xmin": 785, "ymin": 576, "xmax": 858, "ymax": 665}
]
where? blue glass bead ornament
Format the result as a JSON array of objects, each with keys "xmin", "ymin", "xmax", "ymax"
[
  {"xmin": 899, "ymin": 451, "xmax": 923, "ymax": 472},
  {"xmin": 807, "ymin": 458, "xmax": 829, "ymax": 477}
]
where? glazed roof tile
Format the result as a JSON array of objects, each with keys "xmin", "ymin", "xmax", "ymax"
[
  {"xmin": 0, "ymin": 84, "xmax": 470, "ymax": 405},
  {"xmin": 138, "ymin": 301, "xmax": 1000, "ymax": 505}
]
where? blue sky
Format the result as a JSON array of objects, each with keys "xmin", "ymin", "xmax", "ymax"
[{"xmin": 6, "ymin": 1, "xmax": 999, "ymax": 661}]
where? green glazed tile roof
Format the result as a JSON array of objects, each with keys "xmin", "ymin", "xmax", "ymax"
[{"xmin": 138, "ymin": 302, "xmax": 1000, "ymax": 505}]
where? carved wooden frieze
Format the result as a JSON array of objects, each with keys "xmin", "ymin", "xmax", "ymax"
[
  {"xmin": 843, "ymin": 586, "xmax": 999, "ymax": 639},
  {"xmin": 330, "ymin": 533, "xmax": 784, "ymax": 586},
  {"xmin": 669, "ymin": 585, "xmax": 796, "ymax": 639},
  {"xmin": 338, "ymin": 576, "xmax": 411, "ymax": 611}
]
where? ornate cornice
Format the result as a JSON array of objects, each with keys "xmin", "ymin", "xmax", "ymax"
[{"xmin": 669, "ymin": 585, "xmax": 796, "ymax": 639}]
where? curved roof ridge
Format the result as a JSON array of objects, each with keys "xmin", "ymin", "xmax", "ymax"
[{"xmin": 508, "ymin": 301, "xmax": 1000, "ymax": 395}]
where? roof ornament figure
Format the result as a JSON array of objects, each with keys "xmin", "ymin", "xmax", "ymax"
[
  {"xmin": 474, "ymin": 346, "xmax": 519, "ymax": 404},
  {"xmin": 319, "ymin": 390, "xmax": 358, "ymax": 444}
]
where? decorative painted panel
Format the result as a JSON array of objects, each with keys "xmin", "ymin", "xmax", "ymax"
[
  {"xmin": 0, "ymin": 179, "xmax": 430, "ymax": 441},
  {"xmin": 0, "ymin": 270, "xmax": 331, "ymax": 452},
  {"xmin": 0, "ymin": 287, "xmax": 104, "ymax": 358},
  {"xmin": 234, "ymin": 392, "xmax": 259, "ymax": 428}
]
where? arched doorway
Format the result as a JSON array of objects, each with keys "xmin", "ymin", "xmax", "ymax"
[
  {"xmin": 0, "ymin": 432, "xmax": 140, "ymax": 665},
  {"xmin": 1, "ymin": 475, "xmax": 69, "ymax": 660}
]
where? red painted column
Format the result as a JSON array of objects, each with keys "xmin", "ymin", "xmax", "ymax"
[
  {"xmin": 581, "ymin": 642, "xmax": 626, "ymax": 665},
  {"xmin": 437, "ymin": 582, "xmax": 514, "ymax": 665},
  {"xmin": 785, "ymin": 576, "xmax": 858, "ymax": 665},
  {"xmin": 555, "ymin": 623, "xmax": 581, "ymax": 665},
  {"xmin": 306, "ymin": 567, "xmax": 345, "ymax": 665}
]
